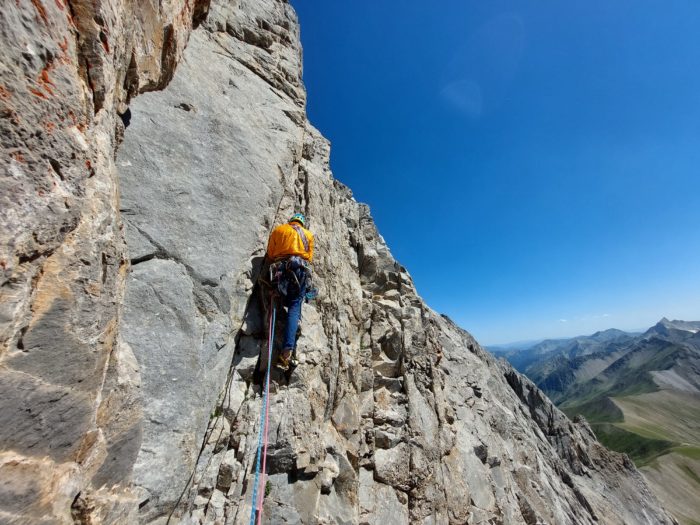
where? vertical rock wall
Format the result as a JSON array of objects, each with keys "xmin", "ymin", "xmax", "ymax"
[
  {"xmin": 116, "ymin": 0, "xmax": 305, "ymax": 519},
  {"xmin": 0, "ymin": 1, "xmax": 209, "ymax": 522}
]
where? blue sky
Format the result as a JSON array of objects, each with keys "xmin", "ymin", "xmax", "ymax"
[{"xmin": 292, "ymin": 1, "xmax": 700, "ymax": 345}]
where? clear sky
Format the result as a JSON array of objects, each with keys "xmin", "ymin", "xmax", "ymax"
[{"xmin": 291, "ymin": 1, "xmax": 700, "ymax": 345}]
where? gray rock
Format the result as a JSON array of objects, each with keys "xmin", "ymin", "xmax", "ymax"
[
  {"xmin": 319, "ymin": 453, "xmax": 340, "ymax": 494},
  {"xmin": 203, "ymin": 489, "xmax": 227, "ymax": 523},
  {"xmin": 216, "ymin": 450, "xmax": 239, "ymax": 492},
  {"xmin": 195, "ymin": 448, "xmax": 226, "ymax": 501},
  {"xmin": 332, "ymin": 396, "xmax": 361, "ymax": 439},
  {"xmin": 374, "ymin": 444, "xmax": 411, "ymax": 491},
  {"xmin": 374, "ymin": 429, "xmax": 401, "ymax": 450},
  {"xmin": 123, "ymin": 258, "xmax": 206, "ymax": 516},
  {"xmin": 0, "ymin": 0, "xmax": 209, "ymax": 521},
  {"xmin": 359, "ymin": 468, "xmax": 409, "ymax": 524}
]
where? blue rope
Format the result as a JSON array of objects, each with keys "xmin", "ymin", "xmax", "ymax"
[{"xmin": 249, "ymin": 300, "xmax": 276, "ymax": 525}]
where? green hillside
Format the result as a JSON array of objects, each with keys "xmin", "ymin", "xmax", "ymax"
[{"xmin": 499, "ymin": 319, "xmax": 700, "ymax": 525}]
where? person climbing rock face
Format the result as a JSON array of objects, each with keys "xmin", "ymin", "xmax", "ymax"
[{"xmin": 266, "ymin": 213, "xmax": 315, "ymax": 370}]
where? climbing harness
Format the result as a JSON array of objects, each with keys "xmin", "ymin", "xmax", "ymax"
[
  {"xmin": 249, "ymin": 295, "xmax": 276, "ymax": 525},
  {"xmin": 269, "ymin": 256, "xmax": 311, "ymax": 300}
]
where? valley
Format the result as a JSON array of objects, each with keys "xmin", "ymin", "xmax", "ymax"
[{"xmin": 491, "ymin": 319, "xmax": 700, "ymax": 525}]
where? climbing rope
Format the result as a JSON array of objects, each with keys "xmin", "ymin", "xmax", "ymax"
[{"xmin": 249, "ymin": 294, "xmax": 276, "ymax": 525}]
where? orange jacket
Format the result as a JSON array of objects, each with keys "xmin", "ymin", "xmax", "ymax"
[{"xmin": 266, "ymin": 222, "xmax": 314, "ymax": 262}]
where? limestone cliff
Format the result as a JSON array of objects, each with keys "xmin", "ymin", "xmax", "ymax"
[
  {"xmin": 0, "ymin": 1, "xmax": 678, "ymax": 524},
  {"xmin": 1, "ymin": 1, "xmax": 209, "ymax": 522}
]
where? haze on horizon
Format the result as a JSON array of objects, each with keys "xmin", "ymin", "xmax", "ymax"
[{"xmin": 293, "ymin": 1, "xmax": 700, "ymax": 345}]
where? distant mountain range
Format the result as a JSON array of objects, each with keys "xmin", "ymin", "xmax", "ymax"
[
  {"xmin": 490, "ymin": 319, "xmax": 700, "ymax": 407},
  {"xmin": 489, "ymin": 327, "xmax": 639, "ymax": 381},
  {"xmin": 489, "ymin": 318, "xmax": 700, "ymax": 525}
]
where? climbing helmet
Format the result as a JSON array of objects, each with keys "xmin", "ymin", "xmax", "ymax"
[{"xmin": 289, "ymin": 213, "xmax": 306, "ymax": 227}]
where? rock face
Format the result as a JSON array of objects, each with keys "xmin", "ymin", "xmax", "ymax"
[
  {"xmin": 0, "ymin": 1, "xmax": 209, "ymax": 522},
  {"xmin": 0, "ymin": 1, "xmax": 679, "ymax": 524}
]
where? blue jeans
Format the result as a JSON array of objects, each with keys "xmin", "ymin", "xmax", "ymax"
[{"xmin": 281, "ymin": 278, "xmax": 306, "ymax": 351}]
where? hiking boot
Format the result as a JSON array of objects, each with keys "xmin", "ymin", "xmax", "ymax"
[{"xmin": 276, "ymin": 348, "xmax": 293, "ymax": 370}]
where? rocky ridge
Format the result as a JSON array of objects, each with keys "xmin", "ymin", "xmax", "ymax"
[{"xmin": 0, "ymin": 0, "xmax": 678, "ymax": 523}]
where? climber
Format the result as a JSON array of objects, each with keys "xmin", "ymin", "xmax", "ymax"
[{"xmin": 265, "ymin": 213, "xmax": 315, "ymax": 370}]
